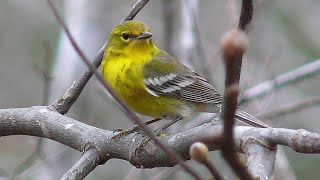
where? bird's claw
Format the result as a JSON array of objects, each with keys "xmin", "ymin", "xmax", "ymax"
[
  {"xmin": 134, "ymin": 137, "xmax": 151, "ymax": 155},
  {"xmin": 134, "ymin": 130, "xmax": 167, "ymax": 155},
  {"xmin": 111, "ymin": 125, "xmax": 140, "ymax": 141}
]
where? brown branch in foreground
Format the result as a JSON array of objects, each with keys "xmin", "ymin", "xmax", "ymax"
[
  {"xmin": 1, "ymin": 106, "xmax": 320, "ymax": 176},
  {"xmin": 51, "ymin": 0, "xmax": 150, "ymax": 115},
  {"xmin": 220, "ymin": 29, "xmax": 253, "ymax": 179},
  {"xmin": 258, "ymin": 96, "xmax": 320, "ymax": 119},
  {"xmin": 190, "ymin": 142, "xmax": 224, "ymax": 180},
  {"xmin": 46, "ymin": 1, "xmax": 202, "ymax": 179},
  {"xmin": 238, "ymin": 0, "xmax": 253, "ymax": 31},
  {"xmin": 219, "ymin": 0, "xmax": 255, "ymax": 179}
]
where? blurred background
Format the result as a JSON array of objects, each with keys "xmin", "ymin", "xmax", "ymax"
[{"xmin": 0, "ymin": 0, "xmax": 319, "ymax": 179}]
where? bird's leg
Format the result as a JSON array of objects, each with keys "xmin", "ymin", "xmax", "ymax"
[
  {"xmin": 154, "ymin": 117, "xmax": 183, "ymax": 135},
  {"xmin": 112, "ymin": 118, "xmax": 162, "ymax": 140},
  {"xmin": 135, "ymin": 117, "xmax": 183, "ymax": 153}
]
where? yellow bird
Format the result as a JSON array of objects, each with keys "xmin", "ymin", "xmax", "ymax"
[{"xmin": 101, "ymin": 20, "xmax": 268, "ymax": 131}]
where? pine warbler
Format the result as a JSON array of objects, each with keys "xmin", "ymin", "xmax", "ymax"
[{"xmin": 102, "ymin": 20, "xmax": 268, "ymax": 129}]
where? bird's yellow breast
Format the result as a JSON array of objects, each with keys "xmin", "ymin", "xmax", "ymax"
[{"xmin": 101, "ymin": 51, "xmax": 189, "ymax": 119}]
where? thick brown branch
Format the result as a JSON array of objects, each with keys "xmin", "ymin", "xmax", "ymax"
[{"xmin": 219, "ymin": 0, "xmax": 255, "ymax": 179}]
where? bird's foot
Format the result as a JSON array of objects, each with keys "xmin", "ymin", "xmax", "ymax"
[
  {"xmin": 134, "ymin": 130, "xmax": 167, "ymax": 154},
  {"xmin": 112, "ymin": 125, "xmax": 140, "ymax": 140},
  {"xmin": 111, "ymin": 118, "xmax": 162, "ymax": 141}
]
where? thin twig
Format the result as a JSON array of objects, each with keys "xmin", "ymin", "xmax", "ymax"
[
  {"xmin": 203, "ymin": 160, "xmax": 224, "ymax": 180},
  {"xmin": 190, "ymin": 142, "xmax": 224, "ymax": 180},
  {"xmin": 258, "ymin": 96, "xmax": 320, "ymax": 119},
  {"xmin": 240, "ymin": 59, "xmax": 320, "ymax": 104},
  {"xmin": 47, "ymin": 1, "xmax": 202, "ymax": 179},
  {"xmin": 121, "ymin": 0, "xmax": 150, "ymax": 23},
  {"xmin": 188, "ymin": 1, "xmax": 213, "ymax": 83}
]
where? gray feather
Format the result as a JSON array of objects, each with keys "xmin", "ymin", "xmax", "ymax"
[{"xmin": 144, "ymin": 73, "xmax": 222, "ymax": 104}]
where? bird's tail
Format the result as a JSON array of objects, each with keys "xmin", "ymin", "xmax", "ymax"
[
  {"xmin": 202, "ymin": 104, "xmax": 270, "ymax": 128},
  {"xmin": 234, "ymin": 108, "xmax": 270, "ymax": 128}
]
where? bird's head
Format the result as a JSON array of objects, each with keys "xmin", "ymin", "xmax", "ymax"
[{"xmin": 107, "ymin": 20, "xmax": 154, "ymax": 54}]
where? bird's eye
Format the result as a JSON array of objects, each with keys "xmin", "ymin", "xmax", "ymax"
[{"xmin": 121, "ymin": 33, "xmax": 130, "ymax": 40}]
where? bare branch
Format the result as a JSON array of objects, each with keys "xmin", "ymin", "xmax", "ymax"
[
  {"xmin": 1, "ymin": 106, "xmax": 320, "ymax": 170},
  {"xmin": 241, "ymin": 59, "xmax": 320, "ymax": 104},
  {"xmin": 219, "ymin": 1, "xmax": 254, "ymax": 179},
  {"xmin": 220, "ymin": 29, "xmax": 253, "ymax": 179},
  {"xmin": 218, "ymin": 1, "xmax": 256, "ymax": 179},
  {"xmin": 61, "ymin": 147, "xmax": 100, "ymax": 180},
  {"xmin": 190, "ymin": 142, "xmax": 224, "ymax": 180},
  {"xmin": 258, "ymin": 96, "xmax": 320, "ymax": 119},
  {"xmin": 242, "ymin": 136, "xmax": 277, "ymax": 180},
  {"xmin": 238, "ymin": 0, "xmax": 254, "ymax": 31},
  {"xmin": 122, "ymin": 0, "xmax": 150, "ymax": 22}
]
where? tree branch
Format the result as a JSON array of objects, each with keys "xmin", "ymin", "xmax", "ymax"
[
  {"xmin": 258, "ymin": 96, "xmax": 320, "ymax": 119},
  {"xmin": 240, "ymin": 59, "xmax": 320, "ymax": 104},
  {"xmin": 1, "ymin": 106, "xmax": 319, "ymax": 171},
  {"xmin": 61, "ymin": 147, "xmax": 100, "ymax": 180},
  {"xmin": 242, "ymin": 135, "xmax": 277, "ymax": 180},
  {"xmin": 219, "ymin": 0, "xmax": 255, "ymax": 179}
]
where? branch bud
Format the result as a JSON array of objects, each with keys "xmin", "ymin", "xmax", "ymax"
[
  {"xmin": 190, "ymin": 142, "xmax": 209, "ymax": 164},
  {"xmin": 220, "ymin": 29, "xmax": 249, "ymax": 60}
]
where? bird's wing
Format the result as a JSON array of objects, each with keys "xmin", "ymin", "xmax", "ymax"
[
  {"xmin": 143, "ymin": 50, "xmax": 269, "ymax": 128},
  {"xmin": 142, "ymin": 51, "xmax": 222, "ymax": 104}
]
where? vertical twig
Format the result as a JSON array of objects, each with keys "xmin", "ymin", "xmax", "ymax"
[{"xmin": 219, "ymin": 0, "xmax": 255, "ymax": 179}]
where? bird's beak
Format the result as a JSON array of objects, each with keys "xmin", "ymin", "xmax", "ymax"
[{"xmin": 135, "ymin": 31, "xmax": 153, "ymax": 40}]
